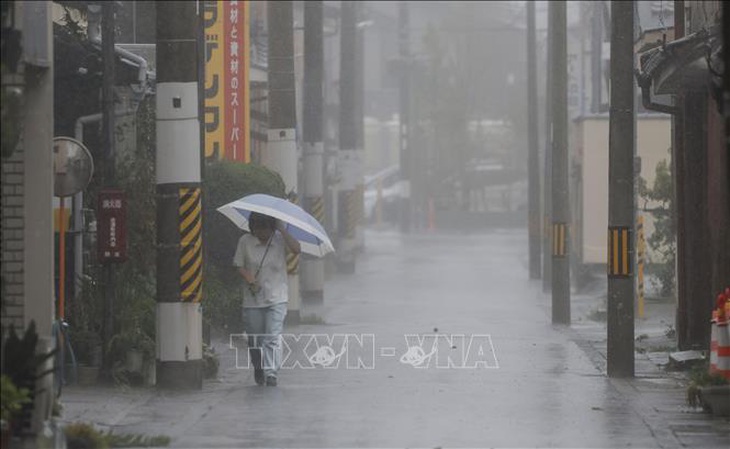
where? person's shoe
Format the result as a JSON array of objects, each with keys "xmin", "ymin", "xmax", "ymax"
[
  {"xmin": 249, "ymin": 348, "xmax": 264, "ymax": 386},
  {"xmin": 254, "ymin": 369, "xmax": 265, "ymax": 386},
  {"xmin": 265, "ymin": 376, "xmax": 277, "ymax": 387}
]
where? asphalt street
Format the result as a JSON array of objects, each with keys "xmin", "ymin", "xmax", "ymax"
[{"xmin": 60, "ymin": 228, "xmax": 730, "ymax": 448}]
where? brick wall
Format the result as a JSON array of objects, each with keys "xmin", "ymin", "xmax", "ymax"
[{"xmin": 1, "ymin": 144, "xmax": 25, "ymax": 331}]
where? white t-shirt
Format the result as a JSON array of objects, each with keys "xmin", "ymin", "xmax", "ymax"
[{"xmin": 233, "ymin": 232, "xmax": 289, "ymax": 308}]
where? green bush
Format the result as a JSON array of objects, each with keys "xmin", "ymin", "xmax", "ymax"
[
  {"xmin": 202, "ymin": 160, "xmax": 285, "ymax": 331},
  {"xmin": 639, "ymin": 153, "xmax": 675, "ymax": 298},
  {"xmin": 0, "ymin": 375, "xmax": 30, "ymax": 422},
  {"xmin": 64, "ymin": 422, "xmax": 108, "ymax": 449},
  {"xmin": 65, "ymin": 422, "xmax": 170, "ymax": 448},
  {"xmin": 103, "ymin": 430, "xmax": 170, "ymax": 448}
]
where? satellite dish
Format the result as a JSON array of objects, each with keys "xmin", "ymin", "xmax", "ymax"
[{"xmin": 53, "ymin": 137, "xmax": 94, "ymax": 198}]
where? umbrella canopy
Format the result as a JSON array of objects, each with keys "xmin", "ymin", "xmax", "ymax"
[{"xmin": 217, "ymin": 194, "xmax": 335, "ymax": 257}]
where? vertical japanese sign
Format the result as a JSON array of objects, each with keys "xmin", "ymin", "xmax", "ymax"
[
  {"xmin": 204, "ymin": 0, "xmax": 250, "ymax": 162},
  {"xmin": 97, "ymin": 190, "xmax": 127, "ymax": 263}
]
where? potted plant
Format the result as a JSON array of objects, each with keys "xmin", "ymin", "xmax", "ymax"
[
  {"xmin": 686, "ymin": 362, "xmax": 730, "ymax": 416},
  {"xmin": 1, "ymin": 321, "xmax": 57, "ymax": 439},
  {"xmin": 64, "ymin": 422, "xmax": 108, "ymax": 449},
  {"xmin": 108, "ymin": 328, "xmax": 155, "ymax": 386},
  {"xmin": 1, "ymin": 374, "xmax": 31, "ymax": 445}
]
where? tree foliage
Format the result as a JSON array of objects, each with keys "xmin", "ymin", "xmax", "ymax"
[
  {"xmin": 202, "ymin": 161, "xmax": 285, "ymax": 329},
  {"xmin": 639, "ymin": 153, "xmax": 676, "ymax": 297}
]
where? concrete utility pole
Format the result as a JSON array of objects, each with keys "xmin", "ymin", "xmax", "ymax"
[
  {"xmin": 526, "ymin": 1, "xmax": 541, "ymax": 279},
  {"xmin": 398, "ymin": 1, "xmax": 412, "ymax": 233},
  {"xmin": 542, "ymin": 6, "xmax": 553, "ymax": 292},
  {"xmin": 155, "ymin": 1, "xmax": 204, "ymax": 389},
  {"xmin": 302, "ymin": 0, "xmax": 326, "ymax": 302},
  {"xmin": 100, "ymin": 1, "xmax": 117, "ymax": 380},
  {"xmin": 607, "ymin": 1, "xmax": 635, "ymax": 378},
  {"xmin": 337, "ymin": 1, "xmax": 359, "ymax": 273},
  {"xmin": 355, "ymin": 2, "xmax": 366, "ymax": 250},
  {"xmin": 673, "ymin": 0, "xmax": 688, "ymax": 348},
  {"xmin": 591, "ymin": 2, "xmax": 604, "ymax": 113},
  {"xmin": 550, "ymin": 1, "xmax": 570, "ymax": 324},
  {"xmin": 263, "ymin": 0, "xmax": 301, "ymax": 321}
]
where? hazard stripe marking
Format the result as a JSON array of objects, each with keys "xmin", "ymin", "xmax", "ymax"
[
  {"xmin": 552, "ymin": 222, "xmax": 568, "ymax": 257},
  {"xmin": 608, "ymin": 226, "xmax": 632, "ymax": 277},
  {"xmin": 179, "ymin": 187, "xmax": 203, "ymax": 302}
]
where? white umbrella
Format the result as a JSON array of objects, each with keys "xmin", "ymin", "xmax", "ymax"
[{"xmin": 217, "ymin": 193, "xmax": 335, "ymax": 257}]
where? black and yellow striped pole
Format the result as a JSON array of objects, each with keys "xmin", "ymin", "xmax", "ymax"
[
  {"xmin": 607, "ymin": 1, "xmax": 635, "ymax": 378},
  {"xmin": 549, "ymin": 1, "xmax": 570, "ymax": 325},
  {"xmin": 526, "ymin": 0, "xmax": 541, "ymax": 280},
  {"xmin": 262, "ymin": 1, "xmax": 301, "ymax": 323},
  {"xmin": 155, "ymin": 1, "xmax": 204, "ymax": 389},
  {"xmin": 301, "ymin": 0, "xmax": 326, "ymax": 303},
  {"xmin": 542, "ymin": 9, "xmax": 554, "ymax": 293}
]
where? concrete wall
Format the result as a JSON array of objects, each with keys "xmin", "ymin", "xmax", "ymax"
[
  {"xmin": 0, "ymin": 2, "xmax": 55, "ymax": 337},
  {"xmin": 573, "ymin": 114, "xmax": 672, "ymax": 266}
]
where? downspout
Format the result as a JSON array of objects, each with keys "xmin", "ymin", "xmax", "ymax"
[
  {"xmin": 72, "ymin": 6, "xmax": 150, "ymax": 298},
  {"xmin": 73, "ymin": 109, "xmax": 136, "ymax": 301},
  {"xmin": 635, "ymin": 68, "xmax": 678, "ymax": 115},
  {"xmin": 87, "ymin": 5, "xmax": 149, "ymax": 97}
]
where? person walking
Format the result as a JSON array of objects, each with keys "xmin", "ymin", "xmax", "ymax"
[{"xmin": 233, "ymin": 212, "xmax": 301, "ymax": 386}]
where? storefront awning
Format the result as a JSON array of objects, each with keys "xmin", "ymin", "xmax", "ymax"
[{"xmin": 636, "ymin": 25, "xmax": 722, "ymax": 97}]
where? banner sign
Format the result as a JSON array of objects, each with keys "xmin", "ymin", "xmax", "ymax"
[
  {"xmin": 97, "ymin": 190, "xmax": 127, "ymax": 263},
  {"xmin": 204, "ymin": 0, "xmax": 250, "ymax": 162}
]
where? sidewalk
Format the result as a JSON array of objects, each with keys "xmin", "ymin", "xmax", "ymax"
[{"xmin": 564, "ymin": 277, "xmax": 730, "ymax": 449}]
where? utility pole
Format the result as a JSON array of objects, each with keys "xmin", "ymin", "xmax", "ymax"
[
  {"xmin": 542, "ymin": 6, "xmax": 553, "ymax": 293},
  {"xmin": 337, "ymin": 1, "xmax": 359, "ymax": 273},
  {"xmin": 100, "ymin": 1, "xmax": 116, "ymax": 381},
  {"xmin": 590, "ymin": 2, "xmax": 603, "ymax": 113},
  {"xmin": 263, "ymin": 1, "xmax": 301, "ymax": 321},
  {"xmin": 526, "ymin": 1, "xmax": 541, "ymax": 279},
  {"xmin": 672, "ymin": 0, "xmax": 689, "ymax": 349},
  {"xmin": 355, "ymin": 2, "xmax": 366, "ymax": 249},
  {"xmin": 550, "ymin": 1, "xmax": 570, "ymax": 324},
  {"xmin": 607, "ymin": 1, "xmax": 635, "ymax": 378},
  {"xmin": 398, "ymin": 1, "xmax": 411, "ymax": 233},
  {"xmin": 302, "ymin": 0, "xmax": 326, "ymax": 302},
  {"xmin": 155, "ymin": 1, "xmax": 204, "ymax": 389}
]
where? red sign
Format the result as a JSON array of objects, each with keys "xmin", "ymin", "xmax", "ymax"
[{"xmin": 97, "ymin": 190, "xmax": 127, "ymax": 263}]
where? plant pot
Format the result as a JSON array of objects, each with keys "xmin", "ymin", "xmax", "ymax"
[
  {"xmin": 699, "ymin": 385, "xmax": 730, "ymax": 417},
  {"xmin": 76, "ymin": 365, "xmax": 100, "ymax": 386},
  {"xmin": 125, "ymin": 350, "xmax": 144, "ymax": 373}
]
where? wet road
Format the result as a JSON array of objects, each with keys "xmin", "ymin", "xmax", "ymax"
[
  {"xmin": 180, "ymin": 230, "xmax": 672, "ymax": 447},
  {"xmin": 63, "ymin": 229, "xmax": 729, "ymax": 447}
]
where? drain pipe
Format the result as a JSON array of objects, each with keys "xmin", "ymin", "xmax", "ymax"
[
  {"xmin": 87, "ymin": 5, "xmax": 149, "ymax": 96},
  {"xmin": 73, "ymin": 109, "xmax": 135, "ymax": 300},
  {"xmin": 636, "ymin": 74, "xmax": 677, "ymax": 115}
]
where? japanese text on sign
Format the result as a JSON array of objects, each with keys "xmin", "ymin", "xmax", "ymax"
[
  {"xmin": 204, "ymin": 0, "xmax": 250, "ymax": 162},
  {"xmin": 97, "ymin": 190, "xmax": 127, "ymax": 263}
]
